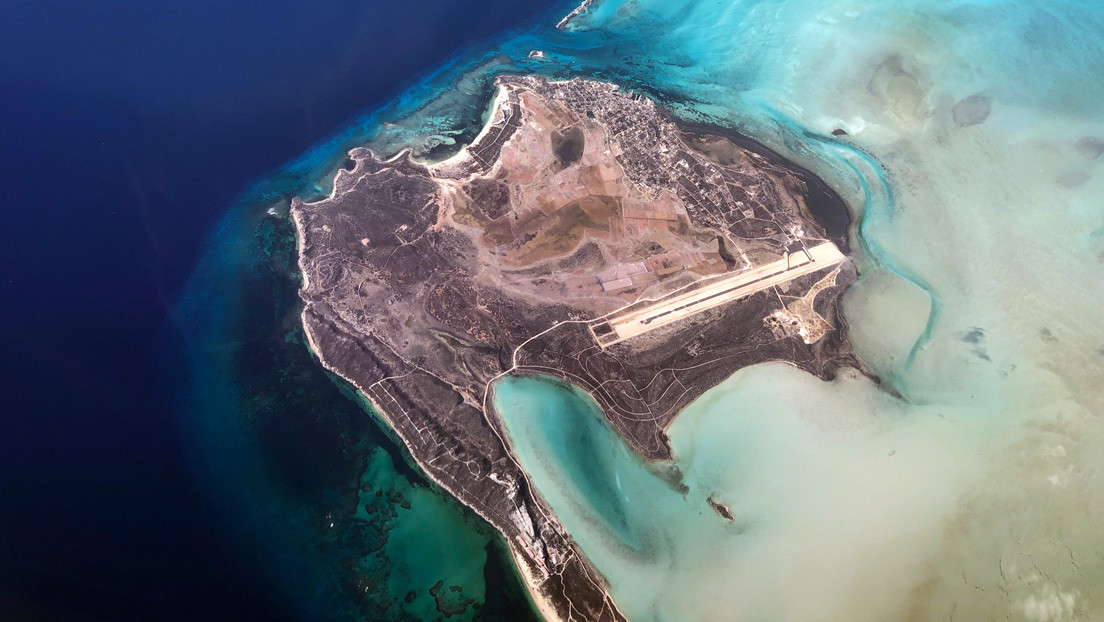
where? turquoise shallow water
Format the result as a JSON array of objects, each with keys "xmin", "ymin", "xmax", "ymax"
[
  {"xmin": 488, "ymin": 1, "xmax": 1104, "ymax": 620},
  {"xmin": 185, "ymin": 0, "xmax": 1104, "ymax": 619},
  {"xmin": 494, "ymin": 368, "xmax": 960, "ymax": 621},
  {"xmin": 177, "ymin": 200, "xmax": 539, "ymax": 619}
]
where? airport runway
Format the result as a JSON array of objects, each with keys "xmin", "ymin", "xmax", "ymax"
[{"xmin": 591, "ymin": 241, "xmax": 845, "ymax": 347}]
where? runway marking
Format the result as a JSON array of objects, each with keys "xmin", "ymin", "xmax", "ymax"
[{"xmin": 589, "ymin": 241, "xmax": 845, "ymax": 348}]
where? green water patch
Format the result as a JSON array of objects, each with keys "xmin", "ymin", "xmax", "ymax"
[
  {"xmin": 494, "ymin": 368, "xmax": 980, "ymax": 622},
  {"xmin": 174, "ymin": 194, "xmax": 540, "ymax": 621},
  {"xmin": 491, "ymin": 7, "xmax": 1104, "ymax": 619},
  {"xmin": 166, "ymin": 10, "xmax": 616, "ymax": 617},
  {"xmin": 495, "ymin": 376, "xmax": 657, "ymax": 553},
  {"xmin": 174, "ymin": 1, "xmax": 1104, "ymax": 619}
]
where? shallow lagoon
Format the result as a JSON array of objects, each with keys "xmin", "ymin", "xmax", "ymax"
[
  {"xmin": 496, "ymin": 367, "xmax": 977, "ymax": 622},
  {"xmin": 494, "ymin": 1, "xmax": 1104, "ymax": 619},
  {"xmin": 179, "ymin": 0, "xmax": 1104, "ymax": 618}
]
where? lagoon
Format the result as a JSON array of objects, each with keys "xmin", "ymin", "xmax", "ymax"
[
  {"xmin": 171, "ymin": 0, "xmax": 1104, "ymax": 618},
  {"xmin": 493, "ymin": 2, "xmax": 1104, "ymax": 619}
]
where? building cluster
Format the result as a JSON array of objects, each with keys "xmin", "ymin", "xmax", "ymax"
[
  {"xmin": 533, "ymin": 77, "xmax": 809, "ymax": 254},
  {"xmin": 477, "ymin": 76, "xmax": 824, "ymax": 305}
]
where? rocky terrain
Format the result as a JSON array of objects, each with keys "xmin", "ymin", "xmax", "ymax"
[{"xmin": 292, "ymin": 75, "xmax": 857, "ymax": 621}]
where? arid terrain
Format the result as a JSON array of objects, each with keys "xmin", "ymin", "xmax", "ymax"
[{"xmin": 292, "ymin": 75, "xmax": 857, "ymax": 621}]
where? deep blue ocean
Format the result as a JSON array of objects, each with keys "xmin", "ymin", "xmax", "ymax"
[
  {"xmin": 0, "ymin": 1, "xmax": 556, "ymax": 619},
  {"xmin": 7, "ymin": 0, "xmax": 1103, "ymax": 620}
]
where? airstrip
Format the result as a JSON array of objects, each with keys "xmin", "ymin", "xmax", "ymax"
[{"xmin": 589, "ymin": 241, "xmax": 845, "ymax": 347}]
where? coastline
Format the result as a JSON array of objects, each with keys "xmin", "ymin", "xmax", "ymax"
[
  {"xmin": 290, "ymin": 73, "xmax": 857, "ymax": 622},
  {"xmin": 512, "ymin": 548, "xmax": 563, "ymax": 622},
  {"xmin": 428, "ymin": 85, "xmax": 509, "ymax": 170},
  {"xmin": 292, "ymin": 79, "xmax": 601, "ymax": 620},
  {"xmin": 200, "ymin": 1, "xmax": 1104, "ymax": 619},
  {"xmin": 297, "ymin": 309, "xmax": 566, "ymax": 622},
  {"xmin": 292, "ymin": 78, "xmax": 631, "ymax": 621},
  {"xmin": 556, "ymin": 0, "xmax": 597, "ymax": 29}
]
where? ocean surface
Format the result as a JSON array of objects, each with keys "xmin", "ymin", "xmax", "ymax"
[
  {"xmin": 181, "ymin": 0, "xmax": 1104, "ymax": 619},
  {"xmin": 492, "ymin": 1, "xmax": 1104, "ymax": 620},
  {"xmin": 0, "ymin": 1, "xmax": 555, "ymax": 619},
  {"xmin": 7, "ymin": 0, "xmax": 1103, "ymax": 620}
]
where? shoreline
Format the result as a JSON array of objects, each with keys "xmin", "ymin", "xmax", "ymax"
[
  {"xmin": 291, "ymin": 73, "xmax": 859, "ymax": 622},
  {"xmin": 667, "ymin": 118, "xmax": 854, "ymax": 251},
  {"xmin": 556, "ymin": 0, "xmax": 596, "ymax": 30},
  {"xmin": 292, "ymin": 76, "xmax": 592, "ymax": 622},
  {"xmin": 297, "ymin": 314, "xmax": 564, "ymax": 621},
  {"xmin": 512, "ymin": 548, "xmax": 563, "ymax": 622},
  {"xmin": 428, "ymin": 85, "xmax": 509, "ymax": 170}
]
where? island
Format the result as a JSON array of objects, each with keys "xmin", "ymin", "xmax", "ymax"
[{"xmin": 292, "ymin": 75, "xmax": 858, "ymax": 621}]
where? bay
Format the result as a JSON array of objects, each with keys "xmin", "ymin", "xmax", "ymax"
[
  {"xmin": 165, "ymin": 0, "xmax": 1104, "ymax": 620},
  {"xmin": 489, "ymin": 1, "xmax": 1104, "ymax": 620}
]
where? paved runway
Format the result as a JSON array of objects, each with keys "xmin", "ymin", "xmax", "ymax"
[{"xmin": 591, "ymin": 241, "xmax": 845, "ymax": 347}]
